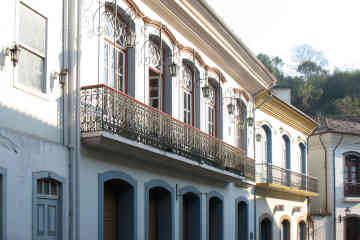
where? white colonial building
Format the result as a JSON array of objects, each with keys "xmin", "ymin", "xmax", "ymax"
[
  {"xmin": 254, "ymin": 89, "xmax": 318, "ymax": 240},
  {"xmin": 308, "ymin": 118, "xmax": 360, "ymax": 240},
  {"xmin": 0, "ymin": 0, "xmax": 320, "ymax": 240}
]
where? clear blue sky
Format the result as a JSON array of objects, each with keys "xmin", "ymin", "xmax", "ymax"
[{"xmin": 207, "ymin": 0, "xmax": 360, "ymax": 71}]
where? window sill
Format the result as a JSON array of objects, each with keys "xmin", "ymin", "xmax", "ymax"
[
  {"xmin": 13, "ymin": 81, "xmax": 52, "ymax": 101},
  {"xmin": 344, "ymin": 197, "xmax": 360, "ymax": 202}
]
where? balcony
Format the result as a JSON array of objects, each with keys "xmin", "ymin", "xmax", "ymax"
[
  {"xmin": 80, "ymin": 84, "xmax": 255, "ymax": 182},
  {"xmin": 256, "ymin": 163, "xmax": 319, "ymax": 197}
]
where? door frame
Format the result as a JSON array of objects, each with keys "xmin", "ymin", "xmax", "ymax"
[
  {"xmin": 98, "ymin": 170, "xmax": 138, "ymax": 240},
  {"xmin": 32, "ymin": 171, "xmax": 65, "ymax": 240}
]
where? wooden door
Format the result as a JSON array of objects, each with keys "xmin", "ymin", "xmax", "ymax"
[
  {"xmin": 183, "ymin": 198, "xmax": 189, "ymax": 240},
  {"xmin": 149, "ymin": 191, "xmax": 158, "ymax": 240},
  {"xmin": 104, "ymin": 185, "xmax": 117, "ymax": 240}
]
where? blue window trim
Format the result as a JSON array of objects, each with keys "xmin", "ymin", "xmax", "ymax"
[
  {"xmin": 235, "ymin": 196, "xmax": 249, "ymax": 240},
  {"xmin": 144, "ymin": 179, "xmax": 175, "ymax": 240},
  {"xmin": 32, "ymin": 171, "xmax": 65, "ymax": 240},
  {"xmin": 98, "ymin": 170, "xmax": 138, "ymax": 240},
  {"xmin": 283, "ymin": 135, "xmax": 291, "ymax": 169},
  {"xmin": 179, "ymin": 186, "xmax": 203, "ymax": 240},
  {"xmin": 0, "ymin": 167, "xmax": 6, "ymax": 240},
  {"xmin": 206, "ymin": 191, "xmax": 224, "ymax": 240},
  {"xmin": 262, "ymin": 125, "xmax": 272, "ymax": 164},
  {"xmin": 299, "ymin": 143, "xmax": 306, "ymax": 174}
]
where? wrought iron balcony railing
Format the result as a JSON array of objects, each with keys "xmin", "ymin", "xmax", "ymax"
[
  {"xmin": 256, "ymin": 163, "xmax": 318, "ymax": 193},
  {"xmin": 80, "ymin": 84, "xmax": 255, "ymax": 181}
]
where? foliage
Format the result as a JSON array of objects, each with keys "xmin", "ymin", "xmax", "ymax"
[{"xmin": 257, "ymin": 47, "xmax": 360, "ymax": 118}]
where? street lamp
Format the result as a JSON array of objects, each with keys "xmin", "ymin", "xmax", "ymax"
[{"xmin": 8, "ymin": 44, "xmax": 21, "ymax": 67}]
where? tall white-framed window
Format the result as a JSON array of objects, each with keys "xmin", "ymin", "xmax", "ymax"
[
  {"xmin": 148, "ymin": 40, "xmax": 163, "ymax": 110},
  {"xmin": 17, "ymin": 1, "xmax": 47, "ymax": 93},
  {"xmin": 149, "ymin": 73, "xmax": 162, "ymax": 110},
  {"xmin": 182, "ymin": 64, "xmax": 193, "ymax": 125},
  {"xmin": 104, "ymin": 41, "xmax": 125, "ymax": 91},
  {"xmin": 103, "ymin": 5, "xmax": 127, "ymax": 92},
  {"xmin": 207, "ymin": 84, "xmax": 216, "ymax": 136}
]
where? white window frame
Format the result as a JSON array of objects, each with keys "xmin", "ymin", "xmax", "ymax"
[
  {"xmin": 15, "ymin": 1, "xmax": 48, "ymax": 98},
  {"xmin": 149, "ymin": 75, "xmax": 162, "ymax": 110},
  {"xmin": 103, "ymin": 40, "xmax": 126, "ymax": 92},
  {"xmin": 208, "ymin": 105, "xmax": 215, "ymax": 136},
  {"xmin": 183, "ymin": 89, "xmax": 192, "ymax": 125}
]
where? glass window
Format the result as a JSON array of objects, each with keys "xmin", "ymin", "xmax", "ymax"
[
  {"xmin": 18, "ymin": 2, "xmax": 47, "ymax": 92},
  {"xmin": 104, "ymin": 41, "xmax": 125, "ymax": 91},
  {"xmin": 182, "ymin": 64, "xmax": 193, "ymax": 125},
  {"xmin": 207, "ymin": 84, "xmax": 216, "ymax": 136},
  {"xmin": 149, "ymin": 75, "xmax": 161, "ymax": 110}
]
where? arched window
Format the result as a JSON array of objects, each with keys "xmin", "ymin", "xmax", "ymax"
[
  {"xmin": 236, "ymin": 99, "xmax": 247, "ymax": 150},
  {"xmin": 344, "ymin": 153, "xmax": 360, "ymax": 197},
  {"xmin": 299, "ymin": 143, "xmax": 306, "ymax": 174},
  {"xmin": 282, "ymin": 135, "xmax": 291, "ymax": 170},
  {"xmin": 103, "ymin": 4, "xmax": 128, "ymax": 92},
  {"xmin": 237, "ymin": 201, "xmax": 248, "ymax": 239},
  {"xmin": 182, "ymin": 63, "xmax": 194, "ymax": 126},
  {"xmin": 298, "ymin": 221, "xmax": 306, "ymax": 240},
  {"xmin": 263, "ymin": 125, "xmax": 272, "ymax": 164},
  {"xmin": 281, "ymin": 219, "xmax": 290, "ymax": 240},
  {"xmin": 282, "ymin": 135, "xmax": 291, "ymax": 186},
  {"xmin": 207, "ymin": 83, "xmax": 217, "ymax": 136},
  {"xmin": 260, "ymin": 217, "xmax": 272, "ymax": 240}
]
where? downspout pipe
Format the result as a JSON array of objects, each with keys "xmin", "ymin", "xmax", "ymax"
[
  {"xmin": 319, "ymin": 135, "xmax": 329, "ymax": 214},
  {"xmin": 67, "ymin": 0, "xmax": 81, "ymax": 238},
  {"xmin": 332, "ymin": 135, "xmax": 344, "ymax": 240}
]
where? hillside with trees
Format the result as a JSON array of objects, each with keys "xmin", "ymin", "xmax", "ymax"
[{"xmin": 257, "ymin": 45, "xmax": 360, "ymax": 118}]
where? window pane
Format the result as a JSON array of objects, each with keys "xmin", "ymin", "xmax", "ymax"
[
  {"xmin": 19, "ymin": 3, "xmax": 46, "ymax": 54},
  {"xmin": 104, "ymin": 44, "xmax": 109, "ymax": 84},
  {"xmin": 18, "ymin": 48, "xmax": 44, "ymax": 91}
]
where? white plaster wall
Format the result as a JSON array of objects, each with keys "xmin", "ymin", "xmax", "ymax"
[
  {"xmin": 0, "ymin": 0, "xmax": 65, "ymax": 143},
  {"xmin": 256, "ymin": 196, "xmax": 308, "ymax": 240},
  {"xmin": 0, "ymin": 127, "xmax": 69, "ymax": 240},
  {"xmin": 255, "ymin": 109, "xmax": 308, "ymax": 173},
  {"xmin": 309, "ymin": 132, "xmax": 360, "ymax": 240},
  {"xmin": 79, "ymin": 145, "xmax": 255, "ymax": 240},
  {"xmin": 79, "ymin": 0, "xmax": 254, "ymax": 154}
]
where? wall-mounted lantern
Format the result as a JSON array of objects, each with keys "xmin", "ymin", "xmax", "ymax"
[
  {"xmin": 227, "ymin": 102, "xmax": 235, "ymax": 115},
  {"xmin": 6, "ymin": 44, "xmax": 21, "ymax": 67},
  {"xmin": 125, "ymin": 29, "xmax": 136, "ymax": 48},
  {"xmin": 169, "ymin": 62, "xmax": 177, "ymax": 77},
  {"xmin": 256, "ymin": 133, "xmax": 262, "ymax": 142},
  {"xmin": 247, "ymin": 117, "xmax": 254, "ymax": 127}
]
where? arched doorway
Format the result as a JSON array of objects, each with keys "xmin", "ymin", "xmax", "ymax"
[
  {"xmin": 103, "ymin": 179, "xmax": 135, "ymax": 240},
  {"xmin": 281, "ymin": 219, "xmax": 290, "ymax": 240},
  {"xmin": 182, "ymin": 192, "xmax": 201, "ymax": 240},
  {"xmin": 237, "ymin": 201, "xmax": 248, "ymax": 239},
  {"xmin": 345, "ymin": 216, "xmax": 360, "ymax": 240},
  {"xmin": 208, "ymin": 195, "xmax": 223, "ymax": 240},
  {"xmin": 298, "ymin": 221, "xmax": 306, "ymax": 240},
  {"xmin": 149, "ymin": 186, "xmax": 172, "ymax": 240},
  {"xmin": 260, "ymin": 218, "xmax": 272, "ymax": 240}
]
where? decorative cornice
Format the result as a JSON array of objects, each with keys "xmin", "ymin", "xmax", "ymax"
[
  {"xmin": 255, "ymin": 91, "xmax": 318, "ymax": 136},
  {"xmin": 121, "ymin": 0, "xmax": 227, "ymax": 84},
  {"xmin": 233, "ymin": 88, "xmax": 250, "ymax": 102}
]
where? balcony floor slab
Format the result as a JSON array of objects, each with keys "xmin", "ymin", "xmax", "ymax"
[{"xmin": 82, "ymin": 131, "xmax": 255, "ymax": 186}]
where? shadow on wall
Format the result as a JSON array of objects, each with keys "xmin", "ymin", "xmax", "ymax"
[
  {"xmin": 257, "ymin": 196, "xmax": 281, "ymax": 240},
  {"xmin": 0, "ymin": 88, "xmax": 66, "ymax": 144}
]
